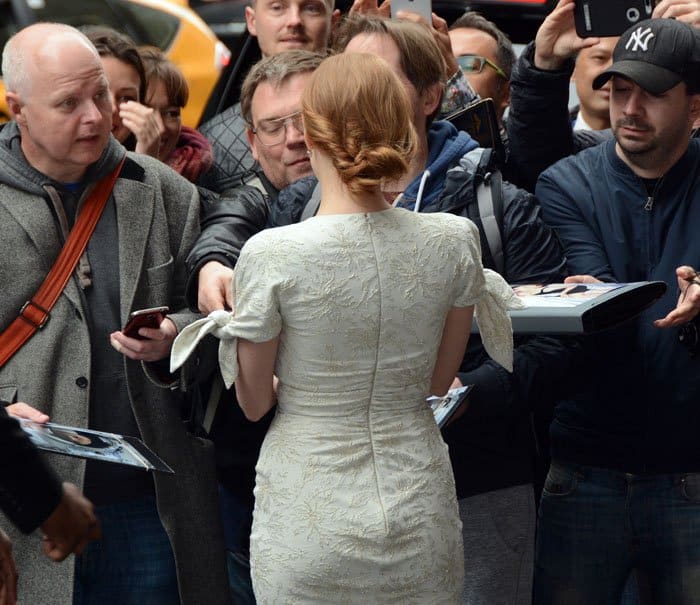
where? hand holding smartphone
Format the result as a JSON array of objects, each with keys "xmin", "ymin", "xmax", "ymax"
[
  {"xmin": 391, "ymin": 0, "xmax": 432, "ymax": 24},
  {"xmin": 122, "ymin": 306, "xmax": 169, "ymax": 340},
  {"xmin": 574, "ymin": 0, "xmax": 654, "ymax": 38}
]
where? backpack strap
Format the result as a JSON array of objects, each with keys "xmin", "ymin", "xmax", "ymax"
[
  {"xmin": 202, "ymin": 372, "xmax": 224, "ymax": 435},
  {"xmin": 476, "ymin": 160, "xmax": 505, "ymax": 275},
  {"xmin": 463, "ymin": 147, "xmax": 505, "ymax": 275},
  {"xmin": 300, "ymin": 182, "xmax": 322, "ymax": 221}
]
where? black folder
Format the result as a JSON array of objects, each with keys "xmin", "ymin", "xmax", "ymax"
[{"xmin": 484, "ymin": 281, "xmax": 667, "ymax": 335}]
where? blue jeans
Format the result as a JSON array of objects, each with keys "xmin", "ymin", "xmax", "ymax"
[
  {"xmin": 534, "ymin": 460, "xmax": 700, "ymax": 605},
  {"xmin": 218, "ymin": 484, "xmax": 256, "ymax": 604},
  {"xmin": 73, "ymin": 496, "xmax": 179, "ymax": 605}
]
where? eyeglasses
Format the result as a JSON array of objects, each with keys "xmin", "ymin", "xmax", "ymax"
[
  {"xmin": 456, "ymin": 54, "xmax": 507, "ymax": 80},
  {"xmin": 251, "ymin": 111, "xmax": 304, "ymax": 147}
]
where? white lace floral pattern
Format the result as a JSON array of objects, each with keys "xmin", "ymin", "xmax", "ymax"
[{"xmin": 171, "ymin": 208, "xmax": 520, "ymax": 603}]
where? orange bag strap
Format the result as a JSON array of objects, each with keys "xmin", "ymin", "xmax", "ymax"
[{"xmin": 0, "ymin": 157, "xmax": 125, "ymax": 368}]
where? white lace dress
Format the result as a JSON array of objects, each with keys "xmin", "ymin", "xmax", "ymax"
[{"xmin": 172, "ymin": 207, "xmax": 518, "ymax": 604}]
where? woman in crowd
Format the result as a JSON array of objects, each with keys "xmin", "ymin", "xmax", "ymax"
[
  {"xmin": 83, "ymin": 27, "xmax": 164, "ymax": 157},
  {"xmin": 172, "ymin": 52, "xmax": 517, "ymax": 603},
  {"xmin": 140, "ymin": 46, "xmax": 213, "ymax": 183}
]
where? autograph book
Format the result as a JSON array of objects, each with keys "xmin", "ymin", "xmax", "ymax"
[
  {"xmin": 504, "ymin": 281, "xmax": 667, "ymax": 334},
  {"xmin": 19, "ymin": 420, "xmax": 174, "ymax": 473}
]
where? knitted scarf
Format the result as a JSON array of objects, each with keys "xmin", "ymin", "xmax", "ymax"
[{"xmin": 167, "ymin": 125, "xmax": 214, "ymax": 183}]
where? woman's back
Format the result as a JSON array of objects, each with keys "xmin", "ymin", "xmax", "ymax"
[
  {"xmin": 240, "ymin": 208, "xmax": 482, "ymax": 416},
  {"xmin": 238, "ymin": 207, "xmax": 479, "ymax": 603}
]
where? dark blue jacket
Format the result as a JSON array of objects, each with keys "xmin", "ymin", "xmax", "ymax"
[{"xmin": 537, "ymin": 138, "xmax": 700, "ymax": 473}]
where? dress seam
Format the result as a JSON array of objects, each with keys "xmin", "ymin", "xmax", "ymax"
[{"xmin": 365, "ymin": 215, "xmax": 389, "ymax": 533}]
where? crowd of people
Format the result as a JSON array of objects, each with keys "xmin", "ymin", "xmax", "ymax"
[{"xmin": 1, "ymin": 0, "xmax": 700, "ymax": 603}]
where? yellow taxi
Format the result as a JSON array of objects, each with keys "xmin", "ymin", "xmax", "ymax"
[{"xmin": 0, "ymin": 0, "xmax": 231, "ymax": 127}]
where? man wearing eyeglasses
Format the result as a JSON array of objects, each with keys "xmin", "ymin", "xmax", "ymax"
[
  {"xmin": 449, "ymin": 11, "xmax": 515, "ymax": 124},
  {"xmin": 198, "ymin": 0, "xmax": 340, "ymax": 195},
  {"xmin": 243, "ymin": 81, "xmax": 309, "ymax": 195}
]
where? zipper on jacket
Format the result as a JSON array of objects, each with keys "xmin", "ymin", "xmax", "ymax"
[
  {"xmin": 643, "ymin": 174, "xmax": 666, "ymax": 212},
  {"xmin": 640, "ymin": 173, "xmax": 665, "ymax": 473}
]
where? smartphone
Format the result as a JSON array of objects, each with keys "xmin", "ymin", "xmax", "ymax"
[
  {"xmin": 444, "ymin": 98, "xmax": 505, "ymax": 162},
  {"xmin": 574, "ymin": 0, "xmax": 654, "ymax": 38},
  {"xmin": 391, "ymin": 0, "xmax": 432, "ymax": 23},
  {"xmin": 123, "ymin": 306, "xmax": 169, "ymax": 339}
]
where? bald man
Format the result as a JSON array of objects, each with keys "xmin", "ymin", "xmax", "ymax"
[{"xmin": 0, "ymin": 23, "xmax": 228, "ymax": 604}]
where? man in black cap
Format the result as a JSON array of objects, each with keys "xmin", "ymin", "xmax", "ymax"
[{"xmin": 533, "ymin": 17, "xmax": 700, "ymax": 604}]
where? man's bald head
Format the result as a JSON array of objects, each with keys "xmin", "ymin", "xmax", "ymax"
[
  {"xmin": 3, "ymin": 22, "xmax": 113, "ymax": 183},
  {"xmin": 3, "ymin": 23, "xmax": 100, "ymax": 98}
]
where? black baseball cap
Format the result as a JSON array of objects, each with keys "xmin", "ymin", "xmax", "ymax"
[{"xmin": 593, "ymin": 18, "xmax": 700, "ymax": 94}]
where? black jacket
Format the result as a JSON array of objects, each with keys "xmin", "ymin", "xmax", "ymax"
[
  {"xmin": 197, "ymin": 103, "xmax": 255, "ymax": 194},
  {"xmin": 0, "ymin": 405, "xmax": 62, "ymax": 533},
  {"xmin": 185, "ymin": 169, "xmax": 277, "ymax": 310},
  {"xmin": 507, "ymin": 41, "xmax": 610, "ymax": 193},
  {"xmin": 273, "ymin": 121, "xmax": 582, "ymax": 498}
]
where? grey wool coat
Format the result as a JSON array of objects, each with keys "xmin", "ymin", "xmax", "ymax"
[{"xmin": 0, "ymin": 125, "xmax": 230, "ymax": 605}]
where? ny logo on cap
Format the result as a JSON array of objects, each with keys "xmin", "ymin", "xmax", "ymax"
[{"xmin": 625, "ymin": 26, "xmax": 655, "ymax": 52}]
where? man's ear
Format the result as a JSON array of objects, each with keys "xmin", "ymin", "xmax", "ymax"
[
  {"xmin": 245, "ymin": 5, "xmax": 257, "ymax": 37},
  {"xmin": 246, "ymin": 128, "xmax": 260, "ymax": 162},
  {"xmin": 5, "ymin": 92, "xmax": 25, "ymax": 125},
  {"xmin": 690, "ymin": 97, "xmax": 700, "ymax": 132},
  {"xmin": 421, "ymin": 82, "xmax": 443, "ymax": 118},
  {"xmin": 690, "ymin": 93, "xmax": 700, "ymax": 121},
  {"xmin": 498, "ymin": 81, "xmax": 511, "ymax": 123}
]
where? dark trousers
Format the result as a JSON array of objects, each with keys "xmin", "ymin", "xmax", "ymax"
[
  {"xmin": 535, "ymin": 460, "xmax": 700, "ymax": 605},
  {"xmin": 219, "ymin": 483, "xmax": 256, "ymax": 605},
  {"xmin": 73, "ymin": 496, "xmax": 179, "ymax": 605}
]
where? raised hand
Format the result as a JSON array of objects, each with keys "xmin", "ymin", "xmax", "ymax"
[
  {"xmin": 653, "ymin": 0, "xmax": 700, "ymax": 26},
  {"xmin": 349, "ymin": 0, "xmax": 390, "ymax": 17},
  {"xmin": 534, "ymin": 0, "xmax": 600, "ymax": 71},
  {"xmin": 119, "ymin": 100, "xmax": 165, "ymax": 159}
]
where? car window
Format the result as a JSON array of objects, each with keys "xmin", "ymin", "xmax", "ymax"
[
  {"xmin": 114, "ymin": 0, "xmax": 179, "ymax": 49},
  {"xmin": 12, "ymin": 0, "xmax": 179, "ymax": 49}
]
